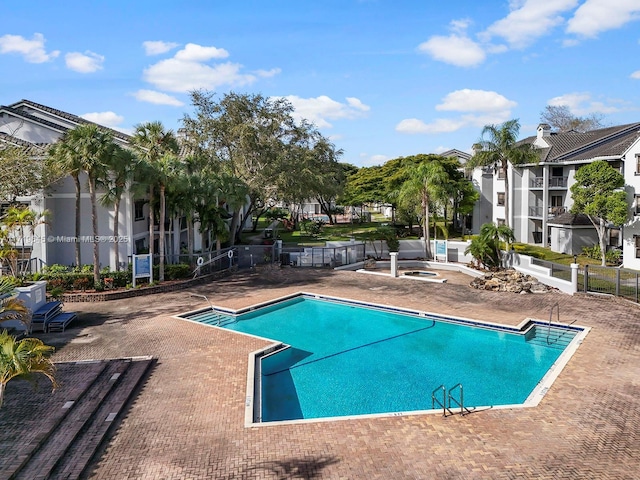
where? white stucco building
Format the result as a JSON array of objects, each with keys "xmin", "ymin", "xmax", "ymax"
[{"xmin": 471, "ymin": 122, "xmax": 640, "ymax": 270}]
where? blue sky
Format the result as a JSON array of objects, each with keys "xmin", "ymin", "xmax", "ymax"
[{"xmin": 1, "ymin": 0, "xmax": 640, "ymax": 167}]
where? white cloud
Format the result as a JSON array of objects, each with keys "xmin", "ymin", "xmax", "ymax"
[
  {"xmin": 174, "ymin": 43, "xmax": 229, "ymax": 61},
  {"xmin": 548, "ymin": 92, "xmax": 621, "ymax": 115},
  {"xmin": 631, "ymin": 70, "xmax": 640, "ymax": 79},
  {"xmin": 144, "ymin": 59, "xmax": 254, "ymax": 92},
  {"xmin": 0, "ymin": 33, "xmax": 59, "ymax": 63},
  {"xmin": 143, "ymin": 43, "xmax": 260, "ymax": 92},
  {"xmin": 395, "ymin": 118, "xmax": 466, "ymax": 134},
  {"xmin": 256, "ymin": 68, "xmax": 282, "ymax": 78},
  {"xmin": 418, "ymin": 33, "xmax": 486, "ymax": 67},
  {"xmin": 80, "ymin": 111, "xmax": 124, "ymax": 128},
  {"xmin": 436, "ymin": 89, "xmax": 517, "ymax": 113},
  {"xmin": 65, "ymin": 51, "xmax": 104, "ymax": 73},
  {"xmin": 397, "ymin": 89, "xmax": 516, "ymax": 135},
  {"xmin": 482, "ymin": 0, "xmax": 579, "ymax": 48},
  {"xmin": 283, "ymin": 95, "xmax": 370, "ymax": 128},
  {"xmin": 133, "ymin": 89, "xmax": 184, "ymax": 106},
  {"xmin": 143, "ymin": 40, "xmax": 180, "ymax": 55},
  {"xmin": 567, "ymin": 0, "xmax": 640, "ymax": 37}
]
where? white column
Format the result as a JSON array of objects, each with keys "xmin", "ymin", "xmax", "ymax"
[
  {"xmin": 570, "ymin": 262, "xmax": 579, "ymax": 294},
  {"xmin": 390, "ymin": 252, "xmax": 398, "ymax": 277}
]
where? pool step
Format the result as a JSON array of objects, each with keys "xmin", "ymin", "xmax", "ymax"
[
  {"xmin": 187, "ymin": 311, "xmax": 235, "ymax": 326},
  {"xmin": 526, "ymin": 326, "xmax": 576, "ymax": 349}
]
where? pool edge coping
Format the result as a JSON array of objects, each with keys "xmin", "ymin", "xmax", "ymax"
[{"xmin": 172, "ymin": 292, "xmax": 589, "ymax": 428}]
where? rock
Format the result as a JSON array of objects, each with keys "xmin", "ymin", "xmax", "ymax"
[{"xmin": 469, "ymin": 269, "xmax": 551, "ymax": 293}]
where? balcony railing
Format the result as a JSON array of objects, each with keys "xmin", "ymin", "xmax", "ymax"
[
  {"xmin": 528, "ymin": 206, "xmax": 568, "ymax": 218},
  {"xmin": 529, "ymin": 176, "xmax": 568, "ymax": 188}
]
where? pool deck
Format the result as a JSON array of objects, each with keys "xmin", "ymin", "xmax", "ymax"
[{"xmin": 4, "ymin": 266, "xmax": 640, "ymax": 479}]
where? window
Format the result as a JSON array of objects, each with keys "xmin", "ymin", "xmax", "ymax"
[
  {"xmin": 636, "ymin": 195, "xmax": 640, "ymax": 216},
  {"xmin": 497, "ymin": 192, "xmax": 505, "ymax": 206},
  {"xmin": 135, "ymin": 238, "xmax": 147, "ymax": 254},
  {"xmin": 551, "ymin": 166, "xmax": 563, "ymax": 177},
  {"xmin": 636, "ymin": 155, "xmax": 640, "ymax": 175},
  {"xmin": 636, "ymin": 236, "xmax": 640, "ymax": 259},
  {"xmin": 497, "ymin": 218, "xmax": 505, "ymax": 226},
  {"xmin": 134, "ymin": 200, "xmax": 145, "ymax": 221},
  {"xmin": 497, "ymin": 168, "xmax": 506, "ymax": 180}
]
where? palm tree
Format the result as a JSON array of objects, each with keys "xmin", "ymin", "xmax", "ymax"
[
  {"xmin": 480, "ymin": 222, "xmax": 515, "ymax": 268},
  {"xmin": 0, "ymin": 330, "xmax": 56, "ymax": 408},
  {"xmin": 468, "ymin": 119, "xmax": 539, "ymax": 228},
  {"xmin": 131, "ymin": 122, "xmax": 179, "ymax": 282},
  {"xmin": 397, "ymin": 159, "xmax": 448, "ymax": 259},
  {"xmin": 100, "ymin": 146, "xmax": 138, "ymax": 271},
  {"xmin": 67, "ymin": 125, "xmax": 114, "ymax": 285},
  {"xmin": 2, "ymin": 206, "xmax": 49, "ymax": 275},
  {"xmin": 48, "ymin": 140, "xmax": 84, "ymax": 267},
  {"xmin": 0, "ymin": 277, "xmax": 29, "ymax": 328}
]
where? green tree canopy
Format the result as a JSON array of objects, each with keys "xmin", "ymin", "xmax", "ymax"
[{"xmin": 570, "ymin": 160, "xmax": 629, "ymax": 266}]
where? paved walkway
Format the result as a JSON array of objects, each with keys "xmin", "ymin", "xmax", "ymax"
[{"xmin": 14, "ymin": 267, "xmax": 640, "ymax": 479}]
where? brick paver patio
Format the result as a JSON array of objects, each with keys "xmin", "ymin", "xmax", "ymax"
[{"xmin": 8, "ymin": 267, "xmax": 640, "ymax": 479}]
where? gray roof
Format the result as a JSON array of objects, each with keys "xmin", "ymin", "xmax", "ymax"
[
  {"xmin": 440, "ymin": 148, "xmax": 472, "ymax": 163},
  {"xmin": 547, "ymin": 213, "xmax": 594, "ymax": 226},
  {"xmin": 5, "ymin": 99, "xmax": 132, "ymax": 142},
  {"xmin": 521, "ymin": 122, "xmax": 640, "ymax": 163},
  {"xmin": 0, "ymin": 132, "xmax": 47, "ymax": 155}
]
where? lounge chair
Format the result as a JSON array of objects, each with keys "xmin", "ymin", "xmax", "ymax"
[{"xmin": 30, "ymin": 301, "xmax": 62, "ymax": 333}]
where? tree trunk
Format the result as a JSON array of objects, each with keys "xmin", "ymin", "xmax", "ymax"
[
  {"xmin": 159, "ymin": 184, "xmax": 166, "ymax": 282},
  {"xmin": 113, "ymin": 196, "xmax": 120, "ymax": 271},
  {"xmin": 148, "ymin": 184, "xmax": 155, "ymax": 259},
  {"xmin": 187, "ymin": 214, "xmax": 194, "ymax": 264},
  {"xmin": 229, "ymin": 210, "xmax": 240, "ymax": 246},
  {"xmin": 0, "ymin": 382, "xmax": 5, "ymax": 409},
  {"xmin": 423, "ymin": 193, "xmax": 432, "ymax": 259},
  {"xmin": 73, "ymin": 174, "xmax": 81, "ymax": 267},
  {"xmin": 89, "ymin": 175, "xmax": 100, "ymax": 286},
  {"xmin": 599, "ymin": 217, "xmax": 607, "ymax": 267}
]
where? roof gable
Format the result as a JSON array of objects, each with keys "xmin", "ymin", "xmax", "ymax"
[
  {"xmin": 5, "ymin": 99, "xmax": 132, "ymax": 144},
  {"xmin": 522, "ymin": 123, "xmax": 640, "ymax": 164}
]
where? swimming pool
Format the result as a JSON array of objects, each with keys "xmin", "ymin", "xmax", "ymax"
[{"xmin": 179, "ymin": 293, "xmax": 587, "ymax": 425}]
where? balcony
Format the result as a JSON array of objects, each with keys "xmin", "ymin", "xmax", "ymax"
[
  {"xmin": 529, "ymin": 176, "xmax": 568, "ymax": 189},
  {"xmin": 528, "ymin": 206, "xmax": 568, "ymax": 218}
]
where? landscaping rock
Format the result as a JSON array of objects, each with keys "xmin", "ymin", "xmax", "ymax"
[{"xmin": 469, "ymin": 269, "xmax": 552, "ymax": 293}]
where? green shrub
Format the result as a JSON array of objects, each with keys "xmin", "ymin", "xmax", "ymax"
[
  {"xmin": 164, "ymin": 263, "xmax": 191, "ymax": 280},
  {"xmin": 42, "ymin": 264, "xmax": 70, "ymax": 274}
]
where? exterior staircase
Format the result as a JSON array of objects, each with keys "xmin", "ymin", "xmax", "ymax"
[{"xmin": 0, "ymin": 357, "xmax": 155, "ymax": 480}]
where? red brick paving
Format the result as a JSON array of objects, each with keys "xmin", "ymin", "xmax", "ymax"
[{"xmin": 12, "ymin": 267, "xmax": 640, "ymax": 479}]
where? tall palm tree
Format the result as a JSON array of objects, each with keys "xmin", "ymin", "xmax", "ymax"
[
  {"xmin": 0, "ymin": 330, "xmax": 56, "ymax": 408},
  {"xmin": 48, "ymin": 140, "xmax": 84, "ymax": 267},
  {"xmin": 468, "ymin": 119, "xmax": 539, "ymax": 228},
  {"xmin": 397, "ymin": 159, "xmax": 449, "ymax": 259},
  {"xmin": 131, "ymin": 122, "xmax": 179, "ymax": 282},
  {"xmin": 65, "ymin": 125, "xmax": 114, "ymax": 285},
  {"xmin": 100, "ymin": 146, "xmax": 138, "ymax": 271}
]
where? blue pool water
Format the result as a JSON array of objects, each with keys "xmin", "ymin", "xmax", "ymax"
[{"xmin": 187, "ymin": 296, "xmax": 579, "ymax": 422}]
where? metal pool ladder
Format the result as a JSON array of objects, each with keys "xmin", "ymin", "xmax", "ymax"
[{"xmin": 432, "ymin": 384, "xmax": 472, "ymax": 417}]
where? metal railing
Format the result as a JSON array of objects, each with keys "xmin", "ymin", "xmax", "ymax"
[
  {"xmin": 529, "ymin": 176, "xmax": 568, "ymax": 188},
  {"xmin": 580, "ymin": 264, "xmax": 640, "ymax": 303},
  {"xmin": 528, "ymin": 206, "xmax": 567, "ymax": 218}
]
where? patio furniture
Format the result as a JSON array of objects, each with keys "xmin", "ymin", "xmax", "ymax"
[
  {"xmin": 46, "ymin": 311, "xmax": 78, "ymax": 332},
  {"xmin": 30, "ymin": 301, "xmax": 62, "ymax": 332}
]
